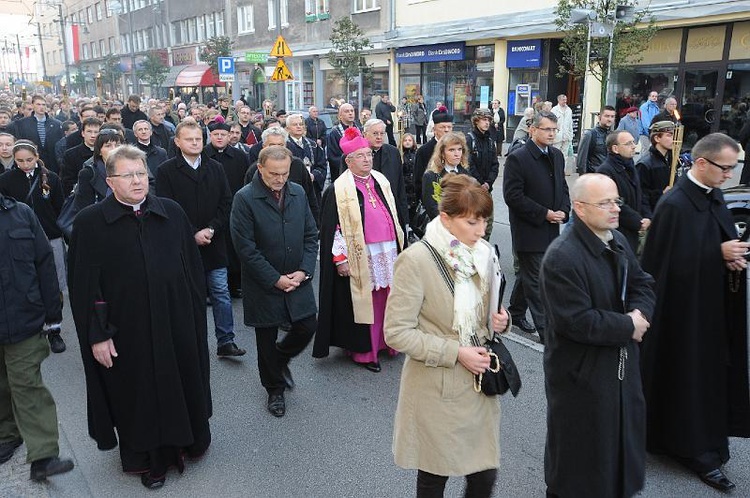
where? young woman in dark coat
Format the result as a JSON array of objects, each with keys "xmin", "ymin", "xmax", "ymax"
[{"xmin": 421, "ymin": 132, "xmax": 470, "ymax": 220}]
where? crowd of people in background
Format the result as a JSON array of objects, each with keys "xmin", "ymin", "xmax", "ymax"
[{"xmin": 0, "ymin": 85, "xmax": 748, "ymax": 497}]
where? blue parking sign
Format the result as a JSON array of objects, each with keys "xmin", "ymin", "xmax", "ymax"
[{"xmin": 218, "ymin": 57, "xmax": 235, "ymax": 82}]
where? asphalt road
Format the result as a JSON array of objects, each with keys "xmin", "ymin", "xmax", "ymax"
[{"xmin": 2, "ymin": 158, "xmax": 748, "ymax": 497}]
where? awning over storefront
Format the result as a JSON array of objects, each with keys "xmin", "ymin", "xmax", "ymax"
[
  {"xmin": 162, "ymin": 65, "xmax": 188, "ymax": 87},
  {"xmin": 174, "ymin": 64, "xmax": 222, "ymax": 87}
]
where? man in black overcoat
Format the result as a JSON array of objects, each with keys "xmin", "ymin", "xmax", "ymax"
[
  {"xmin": 11, "ymin": 96, "xmax": 64, "ymax": 173},
  {"xmin": 205, "ymin": 120, "xmax": 251, "ymax": 298},
  {"xmin": 596, "ymin": 130, "xmax": 651, "ymax": 253},
  {"xmin": 503, "ymin": 111, "xmax": 570, "ymax": 344},
  {"xmin": 640, "ymin": 133, "xmax": 750, "ymax": 492},
  {"xmin": 375, "ymin": 94, "xmax": 397, "ymax": 146},
  {"xmin": 155, "ymin": 119, "xmax": 246, "ymax": 358},
  {"xmin": 540, "ymin": 173, "xmax": 655, "ymax": 498},
  {"xmin": 413, "ymin": 107, "xmax": 452, "ymax": 202},
  {"xmin": 230, "ymin": 146, "xmax": 318, "ymax": 418},
  {"xmin": 326, "ymin": 103, "xmax": 359, "ymax": 182},
  {"xmin": 286, "ymin": 113, "xmax": 327, "ymax": 209},
  {"xmin": 68, "ymin": 145, "xmax": 211, "ymax": 489},
  {"xmin": 364, "ymin": 118, "xmax": 409, "ymax": 230},
  {"xmin": 61, "ymin": 117, "xmax": 101, "ymax": 194}
]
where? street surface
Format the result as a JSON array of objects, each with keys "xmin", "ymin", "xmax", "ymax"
[{"xmin": 2, "ymin": 157, "xmax": 747, "ymax": 497}]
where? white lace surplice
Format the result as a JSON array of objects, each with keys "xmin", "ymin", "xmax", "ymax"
[{"xmin": 366, "ymin": 240, "xmax": 398, "ymax": 291}]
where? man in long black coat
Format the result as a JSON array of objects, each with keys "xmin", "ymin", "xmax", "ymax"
[
  {"xmin": 596, "ymin": 130, "xmax": 650, "ymax": 253},
  {"xmin": 205, "ymin": 121, "xmax": 250, "ymax": 298},
  {"xmin": 326, "ymin": 103, "xmax": 359, "ymax": 183},
  {"xmin": 503, "ymin": 111, "xmax": 570, "ymax": 344},
  {"xmin": 541, "ymin": 173, "xmax": 655, "ymax": 498},
  {"xmin": 155, "ymin": 119, "xmax": 245, "ymax": 358},
  {"xmin": 68, "ymin": 145, "xmax": 211, "ymax": 488},
  {"xmin": 61, "ymin": 117, "xmax": 101, "ymax": 194},
  {"xmin": 230, "ymin": 146, "xmax": 318, "ymax": 418},
  {"xmin": 11, "ymin": 96, "xmax": 64, "ymax": 173},
  {"xmin": 413, "ymin": 107, "xmax": 452, "ymax": 203},
  {"xmin": 640, "ymin": 133, "xmax": 750, "ymax": 492}
]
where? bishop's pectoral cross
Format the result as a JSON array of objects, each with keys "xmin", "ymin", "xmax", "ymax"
[{"xmin": 364, "ymin": 182, "xmax": 377, "ymax": 208}]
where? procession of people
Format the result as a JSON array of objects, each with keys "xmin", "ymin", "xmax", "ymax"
[{"xmin": 0, "ymin": 89, "xmax": 748, "ymax": 497}]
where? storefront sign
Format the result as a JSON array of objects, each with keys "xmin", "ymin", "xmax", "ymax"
[
  {"xmin": 686, "ymin": 26, "xmax": 725, "ymax": 63},
  {"xmin": 172, "ymin": 47, "xmax": 196, "ymax": 66},
  {"xmin": 632, "ymin": 29, "xmax": 681, "ymax": 65},
  {"xmin": 395, "ymin": 42, "xmax": 465, "ymax": 64},
  {"xmin": 729, "ymin": 21, "xmax": 750, "ymax": 60},
  {"xmin": 245, "ymin": 52, "xmax": 268, "ymax": 64},
  {"xmin": 506, "ymin": 40, "xmax": 541, "ymax": 68}
]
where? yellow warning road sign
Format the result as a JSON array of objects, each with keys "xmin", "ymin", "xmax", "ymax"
[
  {"xmin": 270, "ymin": 36, "xmax": 293, "ymax": 58},
  {"xmin": 271, "ymin": 59, "xmax": 294, "ymax": 81}
]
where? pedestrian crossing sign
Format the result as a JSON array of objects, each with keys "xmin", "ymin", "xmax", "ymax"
[{"xmin": 271, "ymin": 59, "xmax": 294, "ymax": 81}]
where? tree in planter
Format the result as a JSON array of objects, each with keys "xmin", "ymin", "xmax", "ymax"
[
  {"xmin": 554, "ymin": 0, "xmax": 658, "ymax": 107},
  {"xmin": 327, "ymin": 17, "xmax": 373, "ymax": 102},
  {"xmin": 99, "ymin": 54, "xmax": 124, "ymax": 97},
  {"xmin": 71, "ymin": 62, "xmax": 89, "ymax": 95},
  {"xmin": 137, "ymin": 53, "xmax": 169, "ymax": 98},
  {"xmin": 199, "ymin": 36, "xmax": 234, "ymax": 77}
]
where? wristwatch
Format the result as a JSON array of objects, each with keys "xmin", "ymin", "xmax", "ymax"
[{"xmin": 207, "ymin": 227, "xmax": 215, "ymax": 236}]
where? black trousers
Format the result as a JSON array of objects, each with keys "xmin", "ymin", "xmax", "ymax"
[
  {"xmin": 255, "ymin": 315, "xmax": 316, "ymax": 395},
  {"xmin": 517, "ymin": 251, "xmax": 546, "ymax": 343},
  {"xmin": 673, "ymin": 445, "xmax": 730, "ymax": 473},
  {"xmin": 386, "ymin": 123, "xmax": 397, "ymax": 146},
  {"xmin": 415, "ymin": 125, "xmax": 427, "ymax": 144},
  {"xmin": 417, "ymin": 469, "xmax": 497, "ymax": 498},
  {"xmin": 507, "ymin": 250, "xmax": 529, "ymax": 320}
]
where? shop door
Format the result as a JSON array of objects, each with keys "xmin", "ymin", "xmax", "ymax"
[{"xmin": 680, "ymin": 68, "xmax": 719, "ymax": 149}]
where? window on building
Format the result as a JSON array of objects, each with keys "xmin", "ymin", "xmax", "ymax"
[
  {"xmin": 87, "ymin": 7, "xmax": 94, "ymax": 23},
  {"xmin": 105, "ymin": 0, "xmax": 112, "ymax": 17},
  {"xmin": 216, "ymin": 12, "xmax": 225, "ymax": 36},
  {"xmin": 305, "ymin": 0, "xmax": 329, "ymax": 15},
  {"xmin": 95, "ymin": 3, "xmax": 103, "ymax": 20},
  {"xmin": 82, "ymin": 44, "xmax": 90, "ymax": 58},
  {"xmin": 92, "ymin": 42, "xmax": 98, "ymax": 58},
  {"xmin": 353, "ymin": 0, "xmax": 378, "ymax": 12},
  {"xmin": 207, "ymin": 14, "xmax": 215, "ymax": 37},
  {"xmin": 267, "ymin": 0, "xmax": 288, "ymax": 29},
  {"xmin": 145, "ymin": 28, "xmax": 153, "ymax": 49},
  {"xmin": 237, "ymin": 5, "xmax": 254, "ymax": 34},
  {"xmin": 180, "ymin": 20, "xmax": 188, "ymax": 43},
  {"xmin": 197, "ymin": 15, "xmax": 205, "ymax": 42},
  {"xmin": 109, "ymin": 37, "xmax": 116, "ymax": 53},
  {"xmin": 100, "ymin": 39, "xmax": 106, "ymax": 55}
]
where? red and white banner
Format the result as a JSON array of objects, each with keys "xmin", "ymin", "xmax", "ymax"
[{"xmin": 65, "ymin": 24, "xmax": 80, "ymax": 63}]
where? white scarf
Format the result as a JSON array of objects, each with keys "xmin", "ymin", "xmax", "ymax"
[{"xmin": 424, "ymin": 217, "xmax": 491, "ymax": 346}]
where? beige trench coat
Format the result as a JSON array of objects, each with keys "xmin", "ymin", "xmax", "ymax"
[{"xmin": 384, "ymin": 241, "xmax": 501, "ymax": 477}]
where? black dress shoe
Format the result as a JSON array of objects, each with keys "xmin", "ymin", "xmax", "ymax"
[
  {"xmin": 48, "ymin": 332, "xmax": 66, "ymax": 353},
  {"xmin": 281, "ymin": 363, "xmax": 295, "ymax": 390},
  {"xmin": 364, "ymin": 362, "xmax": 381, "ymax": 373},
  {"xmin": 699, "ymin": 469, "xmax": 736, "ymax": 492},
  {"xmin": 140, "ymin": 472, "xmax": 166, "ymax": 489},
  {"xmin": 29, "ymin": 456, "xmax": 74, "ymax": 481},
  {"xmin": 230, "ymin": 288, "xmax": 243, "ymax": 299},
  {"xmin": 0, "ymin": 438, "xmax": 22, "ymax": 465},
  {"xmin": 267, "ymin": 393, "xmax": 286, "ymax": 417},
  {"xmin": 217, "ymin": 342, "xmax": 246, "ymax": 357},
  {"xmin": 512, "ymin": 316, "xmax": 536, "ymax": 333}
]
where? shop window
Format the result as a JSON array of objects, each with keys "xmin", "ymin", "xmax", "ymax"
[
  {"xmin": 719, "ymin": 63, "xmax": 750, "ymax": 140},
  {"xmin": 238, "ymin": 5, "xmax": 254, "ymax": 34},
  {"xmin": 353, "ymin": 0, "xmax": 378, "ymax": 12}
]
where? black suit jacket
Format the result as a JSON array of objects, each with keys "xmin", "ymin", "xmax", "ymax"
[
  {"xmin": 10, "ymin": 114, "xmax": 64, "ymax": 173},
  {"xmin": 373, "ymin": 144, "xmax": 408, "ymax": 228},
  {"xmin": 155, "ymin": 153, "xmax": 232, "ymax": 271},
  {"xmin": 61, "ymin": 143, "xmax": 94, "ymax": 194},
  {"xmin": 503, "ymin": 140, "xmax": 570, "ymax": 253}
]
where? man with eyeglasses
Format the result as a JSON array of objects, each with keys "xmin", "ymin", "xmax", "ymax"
[
  {"xmin": 596, "ymin": 130, "xmax": 650, "ymax": 253},
  {"xmin": 364, "ymin": 118, "xmax": 409, "ymax": 231},
  {"xmin": 156, "ymin": 120, "xmax": 246, "ymax": 359},
  {"xmin": 640, "ymin": 133, "xmax": 750, "ymax": 493},
  {"xmin": 540, "ymin": 173, "xmax": 655, "ymax": 498},
  {"xmin": 503, "ymin": 111, "xmax": 570, "ymax": 344},
  {"xmin": 576, "ymin": 106, "xmax": 616, "ymax": 175},
  {"xmin": 68, "ymin": 144, "xmax": 212, "ymax": 489}
]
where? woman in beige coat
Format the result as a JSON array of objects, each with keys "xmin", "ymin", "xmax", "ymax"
[{"xmin": 385, "ymin": 174, "xmax": 510, "ymax": 497}]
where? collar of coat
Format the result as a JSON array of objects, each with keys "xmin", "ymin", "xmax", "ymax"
[
  {"xmin": 676, "ymin": 173, "xmax": 724, "ymax": 213},
  {"xmin": 572, "ymin": 218, "xmax": 627, "ymax": 258},
  {"xmin": 249, "ymin": 175, "xmax": 298, "ymax": 205},
  {"xmin": 101, "ymin": 194, "xmax": 168, "ymax": 224}
]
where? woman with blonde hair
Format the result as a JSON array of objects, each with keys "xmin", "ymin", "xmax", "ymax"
[
  {"xmin": 386, "ymin": 173, "xmax": 510, "ymax": 497},
  {"xmin": 421, "ymin": 131, "xmax": 470, "ymax": 219}
]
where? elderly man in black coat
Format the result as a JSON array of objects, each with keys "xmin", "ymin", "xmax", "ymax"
[
  {"xmin": 540, "ymin": 173, "xmax": 655, "ymax": 498},
  {"xmin": 286, "ymin": 113, "xmax": 327, "ymax": 207},
  {"xmin": 364, "ymin": 118, "xmax": 409, "ymax": 230},
  {"xmin": 155, "ymin": 119, "xmax": 245, "ymax": 358},
  {"xmin": 503, "ymin": 111, "xmax": 570, "ymax": 344},
  {"xmin": 596, "ymin": 130, "xmax": 651, "ymax": 253},
  {"xmin": 230, "ymin": 146, "xmax": 318, "ymax": 418},
  {"xmin": 68, "ymin": 145, "xmax": 211, "ymax": 489},
  {"xmin": 10, "ymin": 95, "xmax": 64, "ymax": 173},
  {"xmin": 641, "ymin": 133, "xmax": 750, "ymax": 493}
]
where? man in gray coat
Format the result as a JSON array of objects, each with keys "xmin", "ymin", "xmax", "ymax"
[
  {"xmin": 230, "ymin": 146, "xmax": 318, "ymax": 418},
  {"xmin": 540, "ymin": 173, "xmax": 655, "ymax": 498}
]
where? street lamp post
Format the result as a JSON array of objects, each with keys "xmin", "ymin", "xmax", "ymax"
[{"xmin": 58, "ymin": 4, "xmax": 71, "ymax": 94}]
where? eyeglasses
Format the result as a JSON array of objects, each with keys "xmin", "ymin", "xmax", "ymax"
[
  {"xmin": 577, "ymin": 198, "xmax": 624, "ymax": 210},
  {"xmin": 109, "ymin": 171, "xmax": 149, "ymax": 181},
  {"xmin": 535, "ymin": 127, "xmax": 559, "ymax": 133},
  {"xmin": 350, "ymin": 151, "xmax": 374, "ymax": 160},
  {"xmin": 369, "ymin": 132, "xmax": 386, "ymax": 137},
  {"xmin": 616, "ymin": 140, "xmax": 637, "ymax": 147},
  {"xmin": 702, "ymin": 157, "xmax": 738, "ymax": 173}
]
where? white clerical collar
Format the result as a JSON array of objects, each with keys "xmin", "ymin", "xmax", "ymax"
[
  {"xmin": 687, "ymin": 170, "xmax": 712, "ymax": 193},
  {"xmin": 183, "ymin": 154, "xmax": 201, "ymax": 170},
  {"xmin": 138, "ymin": 140, "xmax": 151, "ymax": 146}
]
